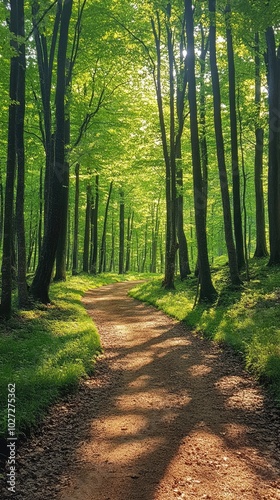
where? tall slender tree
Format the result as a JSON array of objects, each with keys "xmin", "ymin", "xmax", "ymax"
[
  {"xmin": 30, "ymin": 0, "xmax": 73, "ymax": 303},
  {"xmin": 225, "ymin": 1, "xmax": 245, "ymax": 270},
  {"xmin": 185, "ymin": 0, "xmax": 217, "ymax": 302},
  {"xmin": 32, "ymin": 0, "xmax": 62, "ymax": 227},
  {"xmin": 90, "ymin": 174, "xmax": 99, "ymax": 275},
  {"xmin": 1, "ymin": 0, "xmax": 26, "ymax": 318},
  {"xmin": 99, "ymin": 181, "xmax": 113, "ymax": 273},
  {"xmin": 254, "ymin": 32, "xmax": 268, "ymax": 258},
  {"xmin": 16, "ymin": 0, "xmax": 29, "ymax": 308},
  {"xmin": 118, "ymin": 189, "xmax": 125, "ymax": 274},
  {"xmin": 208, "ymin": 0, "xmax": 241, "ymax": 286},
  {"xmin": 83, "ymin": 183, "xmax": 91, "ymax": 273},
  {"xmin": 265, "ymin": 26, "xmax": 280, "ymax": 265},
  {"xmin": 54, "ymin": 1, "xmax": 87, "ymax": 280},
  {"xmin": 72, "ymin": 163, "xmax": 80, "ymax": 275}
]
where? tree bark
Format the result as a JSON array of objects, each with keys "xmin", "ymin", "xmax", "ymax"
[
  {"xmin": 266, "ymin": 27, "xmax": 280, "ymax": 265},
  {"xmin": 38, "ymin": 164, "xmax": 43, "ymax": 257},
  {"xmin": 254, "ymin": 32, "xmax": 268, "ymax": 258},
  {"xmin": 83, "ymin": 184, "xmax": 91, "ymax": 273},
  {"xmin": 125, "ymin": 211, "xmax": 134, "ymax": 273},
  {"xmin": 32, "ymin": 0, "xmax": 62, "ymax": 229},
  {"xmin": 165, "ymin": 4, "xmax": 178, "ymax": 289},
  {"xmin": 72, "ymin": 163, "xmax": 80, "ymax": 275},
  {"xmin": 185, "ymin": 0, "xmax": 217, "ymax": 302},
  {"xmin": 0, "ymin": 169, "xmax": 3, "ymax": 250},
  {"xmin": 176, "ymin": 169, "xmax": 191, "ymax": 279},
  {"xmin": 1, "ymin": 0, "xmax": 20, "ymax": 318},
  {"xmin": 99, "ymin": 181, "xmax": 113, "ymax": 273},
  {"xmin": 53, "ymin": 114, "xmax": 70, "ymax": 281},
  {"xmin": 199, "ymin": 25, "xmax": 209, "ymax": 207},
  {"xmin": 175, "ymin": 15, "xmax": 191, "ymax": 280},
  {"xmin": 109, "ymin": 216, "xmax": 115, "ymax": 272},
  {"xmin": 150, "ymin": 201, "xmax": 160, "ymax": 273},
  {"xmin": 209, "ymin": 0, "xmax": 241, "ymax": 286},
  {"xmin": 225, "ymin": 2, "xmax": 245, "ymax": 269},
  {"xmin": 90, "ymin": 174, "xmax": 99, "ymax": 275},
  {"xmin": 141, "ymin": 219, "xmax": 148, "ymax": 273},
  {"xmin": 30, "ymin": 0, "xmax": 73, "ymax": 303},
  {"xmin": 118, "ymin": 189, "xmax": 125, "ymax": 274},
  {"xmin": 151, "ymin": 11, "xmax": 176, "ymax": 290},
  {"xmin": 15, "ymin": 0, "xmax": 29, "ymax": 308}
]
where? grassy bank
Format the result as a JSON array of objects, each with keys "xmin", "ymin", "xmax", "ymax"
[
  {"xmin": 129, "ymin": 259, "xmax": 280, "ymax": 405},
  {"xmin": 0, "ymin": 273, "xmax": 141, "ymax": 439}
]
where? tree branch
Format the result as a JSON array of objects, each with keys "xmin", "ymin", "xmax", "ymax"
[{"xmin": 26, "ymin": 0, "xmax": 59, "ymax": 41}]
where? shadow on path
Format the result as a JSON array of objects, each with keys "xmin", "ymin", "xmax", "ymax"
[{"xmin": 3, "ymin": 281, "xmax": 280, "ymax": 500}]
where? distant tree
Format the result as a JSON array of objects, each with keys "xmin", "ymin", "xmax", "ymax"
[
  {"xmin": 90, "ymin": 174, "xmax": 99, "ymax": 275},
  {"xmin": 83, "ymin": 183, "xmax": 91, "ymax": 273},
  {"xmin": 72, "ymin": 163, "xmax": 80, "ymax": 275},
  {"xmin": 119, "ymin": 189, "xmax": 125, "ymax": 274},
  {"xmin": 99, "ymin": 181, "xmax": 113, "ymax": 274}
]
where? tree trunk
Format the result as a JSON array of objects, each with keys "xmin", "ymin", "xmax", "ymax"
[
  {"xmin": 32, "ymin": 0, "xmax": 62, "ymax": 229},
  {"xmin": 0, "ymin": 0, "xmax": 20, "ymax": 318},
  {"xmin": 83, "ymin": 184, "xmax": 91, "ymax": 273},
  {"xmin": 165, "ymin": 4, "xmax": 178, "ymax": 288},
  {"xmin": 209, "ymin": 0, "xmax": 241, "ymax": 286},
  {"xmin": 175, "ymin": 21, "xmax": 191, "ymax": 281},
  {"xmin": 38, "ymin": 164, "xmax": 43, "ymax": 257},
  {"xmin": 141, "ymin": 219, "xmax": 148, "ymax": 273},
  {"xmin": 266, "ymin": 27, "xmax": 280, "ymax": 265},
  {"xmin": 150, "ymin": 201, "xmax": 160, "ymax": 273},
  {"xmin": 109, "ymin": 216, "xmax": 115, "ymax": 272},
  {"xmin": 30, "ymin": 0, "xmax": 73, "ymax": 303},
  {"xmin": 237, "ymin": 89, "xmax": 250, "ymax": 281},
  {"xmin": 185, "ymin": 0, "xmax": 217, "ymax": 302},
  {"xmin": 125, "ymin": 211, "xmax": 134, "ymax": 273},
  {"xmin": 66, "ymin": 209, "xmax": 71, "ymax": 271},
  {"xmin": 0, "ymin": 169, "xmax": 4, "ymax": 250},
  {"xmin": 199, "ymin": 24, "xmax": 209, "ymax": 207},
  {"xmin": 176, "ymin": 169, "xmax": 191, "ymax": 279},
  {"xmin": 151, "ymin": 12, "xmax": 176, "ymax": 290},
  {"xmin": 118, "ymin": 189, "xmax": 125, "ymax": 274},
  {"xmin": 15, "ymin": 0, "xmax": 29, "ymax": 308},
  {"xmin": 54, "ymin": 3, "xmax": 86, "ymax": 279},
  {"xmin": 72, "ymin": 163, "xmax": 80, "ymax": 275},
  {"xmin": 225, "ymin": 2, "xmax": 245, "ymax": 270},
  {"xmin": 99, "ymin": 181, "xmax": 113, "ymax": 273},
  {"xmin": 53, "ymin": 114, "xmax": 70, "ymax": 281},
  {"xmin": 254, "ymin": 33, "xmax": 268, "ymax": 258},
  {"xmin": 90, "ymin": 174, "xmax": 99, "ymax": 275}
]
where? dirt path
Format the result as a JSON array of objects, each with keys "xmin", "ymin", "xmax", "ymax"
[{"xmin": 2, "ymin": 281, "xmax": 280, "ymax": 499}]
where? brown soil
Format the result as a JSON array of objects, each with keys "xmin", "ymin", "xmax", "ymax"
[{"xmin": 1, "ymin": 281, "xmax": 280, "ymax": 499}]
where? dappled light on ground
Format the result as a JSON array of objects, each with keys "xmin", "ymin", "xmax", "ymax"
[
  {"xmin": 57, "ymin": 282, "xmax": 280, "ymax": 500},
  {"xmin": 3, "ymin": 282, "xmax": 279, "ymax": 500}
]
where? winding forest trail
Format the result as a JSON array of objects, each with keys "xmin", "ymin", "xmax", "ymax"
[
  {"xmin": 59, "ymin": 281, "xmax": 280, "ymax": 500},
  {"xmin": 6, "ymin": 281, "xmax": 280, "ymax": 499}
]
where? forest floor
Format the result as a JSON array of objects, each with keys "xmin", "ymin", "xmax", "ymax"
[{"xmin": 1, "ymin": 281, "xmax": 280, "ymax": 499}]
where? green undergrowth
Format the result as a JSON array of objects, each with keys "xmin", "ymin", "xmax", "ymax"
[
  {"xmin": 129, "ymin": 260, "xmax": 280, "ymax": 406},
  {"xmin": 0, "ymin": 272, "xmax": 146, "ymax": 439}
]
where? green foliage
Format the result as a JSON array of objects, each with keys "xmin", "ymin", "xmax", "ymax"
[{"xmin": 130, "ymin": 260, "xmax": 280, "ymax": 405}]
